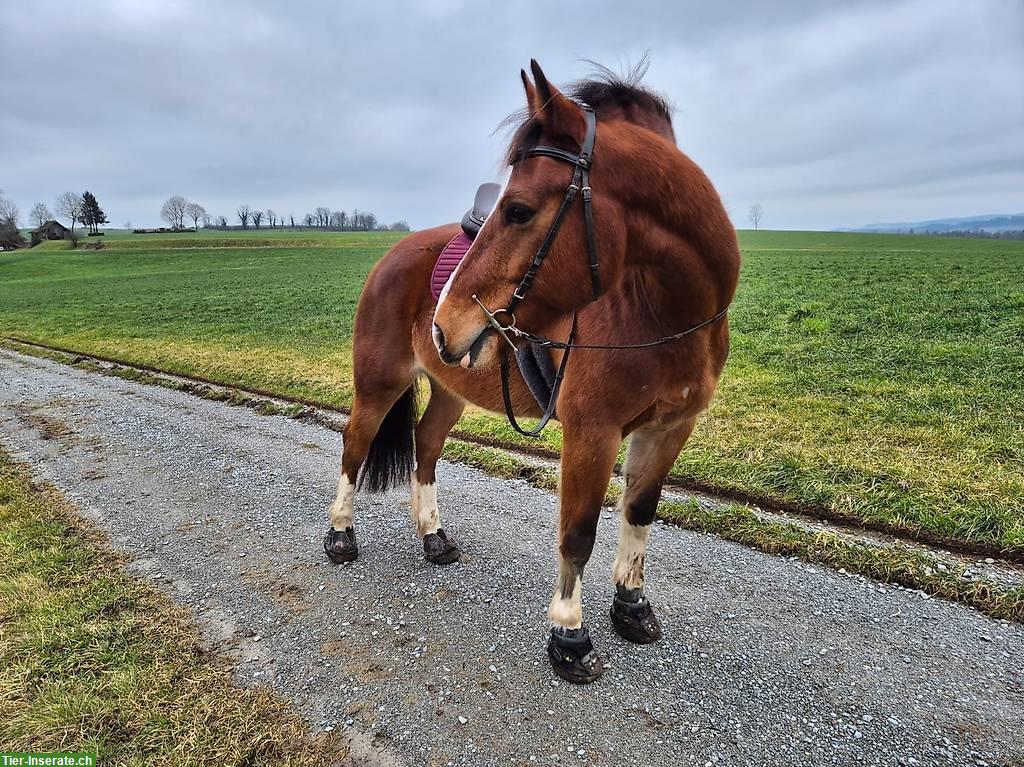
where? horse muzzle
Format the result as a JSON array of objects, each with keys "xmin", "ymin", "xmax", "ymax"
[{"xmin": 433, "ymin": 322, "xmax": 494, "ymax": 369}]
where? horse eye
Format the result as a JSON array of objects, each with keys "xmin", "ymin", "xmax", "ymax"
[{"xmin": 505, "ymin": 203, "xmax": 534, "ymax": 225}]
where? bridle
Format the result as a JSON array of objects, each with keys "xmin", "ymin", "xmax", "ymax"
[{"xmin": 470, "ymin": 103, "xmax": 728, "ymax": 437}]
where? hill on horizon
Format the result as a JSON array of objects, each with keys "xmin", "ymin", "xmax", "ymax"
[{"xmin": 838, "ymin": 212, "xmax": 1024, "ymax": 234}]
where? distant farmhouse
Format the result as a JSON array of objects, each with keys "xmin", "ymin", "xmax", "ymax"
[{"xmin": 30, "ymin": 219, "xmax": 69, "ymax": 246}]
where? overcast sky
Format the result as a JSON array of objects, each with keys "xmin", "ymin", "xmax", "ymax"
[{"xmin": 3, "ymin": 0, "xmax": 1022, "ymax": 231}]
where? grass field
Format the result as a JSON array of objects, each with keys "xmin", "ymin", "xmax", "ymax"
[
  {"xmin": 0, "ymin": 450, "xmax": 346, "ymax": 764},
  {"xmin": 1, "ymin": 229, "xmax": 1022, "ymax": 557}
]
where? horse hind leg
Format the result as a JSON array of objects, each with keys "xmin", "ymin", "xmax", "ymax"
[
  {"xmin": 324, "ymin": 380, "xmax": 417, "ymax": 563},
  {"xmin": 412, "ymin": 378, "xmax": 465, "ymax": 564},
  {"xmin": 609, "ymin": 417, "xmax": 697, "ymax": 643}
]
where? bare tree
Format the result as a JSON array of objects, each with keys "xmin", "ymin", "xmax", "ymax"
[
  {"xmin": 185, "ymin": 202, "xmax": 206, "ymax": 231},
  {"xmin": 0, "ymin": 191, "xmax": 25, "ymax": 250},
  {"xmin": 302, "ymin": 213, "xmax": 314, "ymax": 227},
  {"xmin": 252, "ymin": 209, "xmax": 264, "ymax": 228},
  {"xmin": 748, "ymin": 203, "xmax": 764, "ymax": 231},
  {"xmin": 237, "ymin": 204, "xmax": 251, "ymax": 229},
  {"xmin": 56, "ymin": 191, "xmax": 83, "ymax": 232},
  {"xmin": 0, "ymin": 192, "xmax": 19, "ymax": 226},
  {"xmin": 289, "ymin": 214, "xmax": 295, "ymax": 228},
  {"xmin": 266, "ymin": 209, "xmax": 277, "ymax": 228},
  {"xmin": 314, "ymin": 206, "xmax": 331, "ymax": 228},
  {"xmin": 30, "ymin": 202, "xmax": 52, "ymax": 227},
  {"xmin": 216, "ymin": 215, "xmax": 228, "ymax": 228},
  {"xmin": 161, "ymin": 195, "xmax": 189, "ymax": 229}
]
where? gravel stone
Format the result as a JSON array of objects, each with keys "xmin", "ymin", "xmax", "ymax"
[{"xmin": 2, "ymin": 349, "xmax": 1023, "ymax": 767}]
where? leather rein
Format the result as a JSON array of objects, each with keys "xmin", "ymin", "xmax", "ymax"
[{"xmin": 471, "ymin": 104, "xmax": 727, "ymax": 437}]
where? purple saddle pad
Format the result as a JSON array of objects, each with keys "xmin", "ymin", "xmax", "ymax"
[{"xmin": 430, "ymin": 232, "xmax": 472, "ymax": 301}]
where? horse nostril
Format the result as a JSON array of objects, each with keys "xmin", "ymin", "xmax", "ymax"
[{"xmin": 432, "ymin": 323, "xmax": 446, "ymax": 353}]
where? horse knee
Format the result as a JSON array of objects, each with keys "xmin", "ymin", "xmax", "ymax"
[
  {"xmin": 559, "ymin": 526, "xmax": 597, "ymax": 571},
  {"xmin": 623, "ymin": 485, "xmax": 661, "ymax": 527}
]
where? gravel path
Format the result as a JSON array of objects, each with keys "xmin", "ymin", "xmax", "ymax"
[{"xmin": 1, "ymin": 348, "xmax": 1022, "ymax": 767}]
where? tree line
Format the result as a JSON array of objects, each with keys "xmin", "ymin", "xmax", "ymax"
[
  {"xmin": 931, "ymin": 229, "xmax": 1024, "ymax": 240},
  {"xmin": 0, "ymin": 188, "xmax": 410, "ymax": 250},
  {"xmin": 0, "ymin": 189, "xmax": 109, "ymax": 249},
  {"xmin": 161, "ymin": 196, "xmax": 409, "ymax": 232},
  {"xmin": 39, "ymin": 191, "xmax": 109, "ymax": 234}
]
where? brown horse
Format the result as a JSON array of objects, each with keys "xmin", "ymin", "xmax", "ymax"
[{"xmin": 324, "ymin": 60, "xmax": 739, "ymax": 683}]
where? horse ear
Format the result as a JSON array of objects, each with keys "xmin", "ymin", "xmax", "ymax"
[
  {"xmin": 529, "ymin": 59, "xmax": 586, "ymax": 145},
  {"xmin": 521, "ymin": 69, "xmax": 539, "ymax": 116}
]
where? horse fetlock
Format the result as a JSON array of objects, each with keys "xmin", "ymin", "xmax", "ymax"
[
  {"xmin": 612, "ymin": 520, "xmax": 652, "ymax": 590},
  {"xmin": 410, "ymin": 477, "xmax": 441, "ymax": 536},
  {"xmin": 548, "ymin": 570, "xmax": 583, "ymax": 629},
  {"xmin": 328, "ymin": 474, "xmax": 356, "ymax": 531},
  {"xmin": 615, "ymin": 583, "xmax": 644, "ymax": 603}
]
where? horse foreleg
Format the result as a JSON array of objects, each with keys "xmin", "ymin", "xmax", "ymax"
[
  {"xmin": 412, "ymin": 379, "xmax": 465, "ymax": 564},
  {"xmin": 610, "ymin": 418, "xmax": 696, "ymax": 643},
  {"xmin": 547, "ymin": 425, "xmax": 620, "ymax": 684}
]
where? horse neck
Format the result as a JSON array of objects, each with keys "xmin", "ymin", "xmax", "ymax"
[{"xmin": 600, "ymin": 125, "xmax": 740, "ymax": 311}]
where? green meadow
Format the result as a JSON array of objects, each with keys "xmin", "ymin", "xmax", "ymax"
[{"xmin": 1, "ymin": 229, "xmax": 1022, "ymax": 556}]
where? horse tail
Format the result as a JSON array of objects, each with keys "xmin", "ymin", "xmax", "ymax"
[{"xmin": 357, "ymin": 384, "xmax": 418, "ymax": 493}]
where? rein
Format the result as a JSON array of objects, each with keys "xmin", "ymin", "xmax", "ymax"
[{"xmin": 473, "ymin": 104, "xmax": 727, "ymax": 437}]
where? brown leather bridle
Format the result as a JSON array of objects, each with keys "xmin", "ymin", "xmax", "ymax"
[{"xmin": 471, "ymin": 104, "xmax": 727, "ymax": 437}]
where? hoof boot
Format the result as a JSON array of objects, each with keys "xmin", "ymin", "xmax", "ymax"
[
  {"xmin": 423, "ymin": 528, "xmax": 460, "ymax": 565},
  {"xmin": 324, "ymin": 527, "xmax": 358, "ymax": 563},
  {"xmin": 610, "ymin": 591, "xmax": 663, "ymax": 644},
  {"xmin": 547, "ymin": 626, "xmax": 605, "ymax": 684}
]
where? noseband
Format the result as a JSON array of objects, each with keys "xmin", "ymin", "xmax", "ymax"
[{"xmin": 472, "ymin": 103, "xmax": 727, "ymax": 437}]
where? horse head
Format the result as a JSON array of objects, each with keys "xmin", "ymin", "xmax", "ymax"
[{"xmin": 432, "ymin": 60, "xmax": 629, "ymax": 370}]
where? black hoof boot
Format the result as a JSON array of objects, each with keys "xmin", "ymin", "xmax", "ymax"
[
  {"xmin": 423, "ymin": 528, "xmax": 460, "ymax": 565},
  {"xmin": 323, "ymin": 527, "xmax": 358, "ymax": 563},
  {"xmin": 610, "ymin": 586, "xmax": 663, "ymax": 644},
  {"xmin": 547, "ymin": 626, "xmax": 605, "ymax": 684}
]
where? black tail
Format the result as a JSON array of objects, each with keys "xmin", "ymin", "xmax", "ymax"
[{"xmin": 357, "ymin": 385, "xmax": 417, "ymax": 493}]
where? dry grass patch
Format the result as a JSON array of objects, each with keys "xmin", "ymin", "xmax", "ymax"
[{"xmin": 0, "ymin": 451, "xmax": 348, "ymax": 765}]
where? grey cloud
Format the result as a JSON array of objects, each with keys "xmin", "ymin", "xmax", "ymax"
[{"xmin": 2, "ymin": 0, "xmax": 1020, "ymax": 230}]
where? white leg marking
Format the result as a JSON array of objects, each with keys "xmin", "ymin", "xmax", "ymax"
[
  {"xmin": 548, "ymin": 562, "xmax": 583, "ymax": 629},
  {"xmin": 612, "ymin": 516, "xmax": 652, "ymax": 590},
  {"xmin": 410, "ymin": 477, "xmax": 441, "ymax": 537},
  {"xmin": 613, "ymin": 429, "xmax": 664, "ymax": 589},
  {"xmin": 329, "ymin": 473, "xmax": 354, "ymax": 531}
]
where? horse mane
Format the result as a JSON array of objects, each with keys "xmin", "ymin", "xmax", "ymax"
[
  {"xmin": 503, "ymin": 57, "xmax": 675, "ymax": 164},
  {"xmin": 567, "ymin": 57, "xmax": 673, "ymax": 133}
]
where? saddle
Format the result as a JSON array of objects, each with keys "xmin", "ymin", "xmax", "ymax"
[{"xmin": 430, "ymin": 183, "xmax": 558, "ymax": 414}]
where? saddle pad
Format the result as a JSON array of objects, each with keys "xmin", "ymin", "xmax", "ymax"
[{"xmin": 430, "ymin": 232, "xmax": 472, "ymax": 301}]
